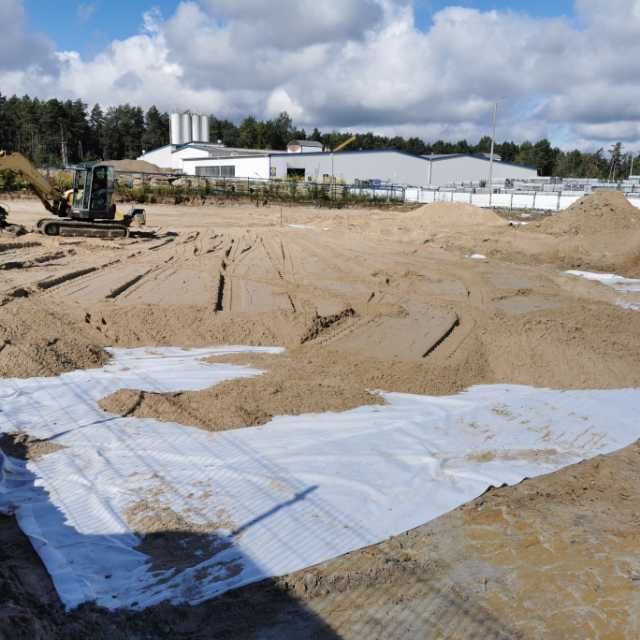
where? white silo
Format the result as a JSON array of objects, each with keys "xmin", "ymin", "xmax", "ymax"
[
  {"xmin": 191, "ymin": 115, "xmax": 201, "ymax": 142},
  {"xmin": 181, "ymin": 112, "xmax": 192, "ymax": 144},
  {"xmin": 200, "ymin": 114, "xmax": 210, "ymax": 143},
  {"xmin": 170, "ymin": 113, "xmax": 182, "ymax": 145}
]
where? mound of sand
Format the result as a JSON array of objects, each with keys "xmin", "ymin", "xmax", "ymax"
[
  {"xmin": 99, "ymin": 350, "xmax": 384, "ymax": 431},
  {"xmin": 0, "ymin": 300, "xmax": 107, "ymax": 378},
  {"xmin": 535, "ymin": 191, "xmax": 640, "ymax": 236},
  {"xmin": 105, "ymin": 159, "xmax": 171, "ymax": 174},
  {"xmin": 414, "ymin": 202, "xmax": 507, "ymax": 228}
]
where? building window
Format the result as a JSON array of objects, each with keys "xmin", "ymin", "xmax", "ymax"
[
  {"xmin": 196, "ymin": 166, "xmax": 220, "ymax": 177},
  {"xmin": 287, "ymin": 167, "xmax": 305, "ymax": 180},
  {"xmin": 196, "ymin": 165, "xmax": 235, "ymax": 177}
]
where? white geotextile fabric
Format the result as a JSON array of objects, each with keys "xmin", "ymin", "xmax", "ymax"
[
  {"xmin": 1, "ymin": 346, "xmax": 640, "ymax": 610},
  {"xmin": 566, "ymin": 269, "xmax": 640, "ymax": 310}
]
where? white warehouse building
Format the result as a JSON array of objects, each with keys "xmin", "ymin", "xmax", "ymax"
[
  {"xmin": 138, "ymin": 122, "xmax": 537, "ymax": 186},
  {"xmin": 178, "ymin": 150, "xmax": 536, "ymax": 187}
]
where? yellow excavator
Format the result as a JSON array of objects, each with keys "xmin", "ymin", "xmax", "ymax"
[{"xmin": 0, "ymin": 150, "xmax": 145, "ymax": 239}]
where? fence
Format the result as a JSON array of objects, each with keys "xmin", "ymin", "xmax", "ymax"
[
  {"xmin": 113, "ymin": 173, "xmax": 406, "ymax": 205},
  {"xmin": 84, "ymin": 170, "xmax": 640, "ymax": 211},
  {"xmin": 404, "ymin": 187, "xmax": 640, "ymax": 212}
]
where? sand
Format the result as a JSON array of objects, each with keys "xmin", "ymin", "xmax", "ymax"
[
  {"xmin": 1, "ymin": 193, "xmax": 640, "ymax": 638},
  {"xmin": 0, "ymin": 299, "xmax": 107, "ymax": 378},
  {"xmin": 413, "ymin": 201, "xmax": 508, "ymax": 228},
  {"xmin": 534, "ymin": 190, "xmax": 640, "ymax": 236},
  {"xmin": 104, "ymin": 159, "xmax": 171, "ymax": 174},
  {"xmin": 99, "ymin": 349, "xmax": 385, "ymax": 431}
]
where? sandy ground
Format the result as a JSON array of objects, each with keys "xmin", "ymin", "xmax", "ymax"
[{"xmin": 1, "ymin": 192, "xmax": 640, "ymax": 638}]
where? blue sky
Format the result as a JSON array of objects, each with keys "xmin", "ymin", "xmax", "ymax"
[
  {"xmin": 26, "ymin": 0, "xmax": 578, "ymax": 55},
  {"xmin": 23, "ymin": 0, "xmax": 175, "ymax": 55}
]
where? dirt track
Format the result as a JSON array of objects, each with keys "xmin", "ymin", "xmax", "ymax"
[{"xmin": 1, "ymin": 194, "xmax": 640, "ymax": 638}]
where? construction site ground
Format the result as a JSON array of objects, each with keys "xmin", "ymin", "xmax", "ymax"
[{"xmin": 0, "ymin": 191, "xmax": 639, "ymax": 639}]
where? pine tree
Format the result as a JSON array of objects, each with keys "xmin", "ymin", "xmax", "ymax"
[
  {"xmin": 142, "ymin": 106, "xmax": 169, "ymax": 152},
  {"xmin": 88, "ymin": 104, "xmax": 105, "ymax": 159},
  {"xmin": 532, "ymin": 139, "xmax": 556, "ymax": 176},
  {"xmin": 608, "ymin": 142, "xmax": 623, "ymax": 180},
  {"xmin": 238, "ymin": 116, "xmax": 259, "ymax": 148}
]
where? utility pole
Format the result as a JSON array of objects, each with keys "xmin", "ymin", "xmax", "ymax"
[
  {"xmin": 629, "ymin": 153, "xmax": 634, "ymax": 178},
  {"xmin": 331, "ymin": 149, "xmax": 335, "ymax": 200},
  {"xmin": 488, "ymin": 102, "xmax": 497, "ymax": 205}
]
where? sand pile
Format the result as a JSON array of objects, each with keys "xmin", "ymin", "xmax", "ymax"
[
  {"xmin": 0, "ymin": 300, "xmax": 107, "ymax": 378},
  {"xmin": 99, "ymin": 349, "xmax": 385, "ymax": 431},
  {"xmin": 328, "ymin": 201, "xmax": 507, "ymax": 240},
  {"xmin": 535, "ymin": 191, "xmax": 640, "ymax": 236},
  {"xmin": 105, "ymin": 159, "xmax": 171, "ymax": 174},
  {"xmin": 414, "ymin": 202, "xmax": 506, "ymax": 228}
]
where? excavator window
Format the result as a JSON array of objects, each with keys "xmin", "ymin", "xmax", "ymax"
[
  {"xmin": 72, "ymin": 169, "xmax": 90, "ymax": 210},
  {"xmin": 91, "ymin": 166, "xmax": 108, "ymax": 211},
  {"xmin": 89, "ymin": 165, "xmax": 114, "ymax": 215}
]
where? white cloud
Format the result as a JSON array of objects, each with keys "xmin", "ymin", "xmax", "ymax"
[
  {"xmin": 200, "ymin": 0, "xmax": 385, "ymax": 48},
  {"xmin": 265, "ymin": 88, "xmax": 305, "ymax": 120},
  {"xmin": 2, "ymin": 0, "xmax": 640, "ymax": 149}
]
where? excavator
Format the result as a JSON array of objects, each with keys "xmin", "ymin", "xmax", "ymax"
[{"xmin": 0, "ymin": 150, "xmax": 145, "ymax": 239}]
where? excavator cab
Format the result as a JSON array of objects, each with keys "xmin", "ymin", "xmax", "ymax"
[{"xmin": 70, "ymin": 163, "xmax": 116, "ymax": 221}]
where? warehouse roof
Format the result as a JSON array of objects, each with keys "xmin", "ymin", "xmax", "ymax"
[
  {"xmin": 424, "ymin": 153, "xmax": 502, "ymax": 162},
  {"xmin": 172, "ymin": 143, "xmax": 268, "ymax": 157},
  {"xmin": 178, "ymin": 147, "xmax": 535, "ymax": 171},
  {"xmin": 288, "ymin": 139, "xmax": 323, "ymax": 148},
  {"xmin": 422, "ymin": 153, "xmax": 537, "ymax": 171}
]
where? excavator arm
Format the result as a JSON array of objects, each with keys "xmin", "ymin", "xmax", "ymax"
[
  {"xmin": 0, "ymin": 150, "xmax": 67, "ymax": 216},
  {"xmin": 333, "ymin": 135, "xmax": 357, "ymax": 153}
]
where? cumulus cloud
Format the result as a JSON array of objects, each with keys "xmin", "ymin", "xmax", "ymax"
[
  {"xmin": 1, "ymin": 0, "xmax": 639, "ymax": 149},
  {"xmin": 200, "ymin": 0, "xmax": 385, "ymax": 48}
]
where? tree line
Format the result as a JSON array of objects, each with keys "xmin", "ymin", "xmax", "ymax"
[{"xmin": 0, "ymin": 93, "xmax": 632, "ymax": 179}]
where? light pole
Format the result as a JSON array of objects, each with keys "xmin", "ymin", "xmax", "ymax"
[
  {"xmin": 331, "ymin": 151, "xmax": 334, "ymax": 200},
  {"xmin": 488, "ymin": 102, "xmax": 497, "ymax": 206}
]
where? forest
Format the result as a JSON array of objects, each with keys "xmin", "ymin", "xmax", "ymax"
[{"xmin": 0, "ymin": 93, "xmax": 632, "ymax": 179}]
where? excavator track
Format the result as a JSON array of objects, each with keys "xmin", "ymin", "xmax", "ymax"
[{"xmin": 37, "ymin": 218, "xmax": 129, "ymax": 239}]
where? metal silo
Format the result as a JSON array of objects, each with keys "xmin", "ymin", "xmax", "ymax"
[
  {"xmin": 200, "ymin": 114, "xmax": 210, "ymax": 143},
  {"xmin": 170, "ymin": 113, "xmax": 181, "ymax": 145},
  {"xmin": 181, "ymin": 112, "xmax": 192, "ymax": 144},
  {"xmin": 191, "ymin": 115, "xmax": 201, "ymax": 142}
]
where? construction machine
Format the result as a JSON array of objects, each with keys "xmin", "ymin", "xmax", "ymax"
[{"xmin": 0, "ymin": 150, "xmax": 145, "ymax": 239}]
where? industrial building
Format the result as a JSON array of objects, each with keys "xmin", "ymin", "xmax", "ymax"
[{"xmin": 138, "ymin": 113, "xmax": 537, "ymax": 186}]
